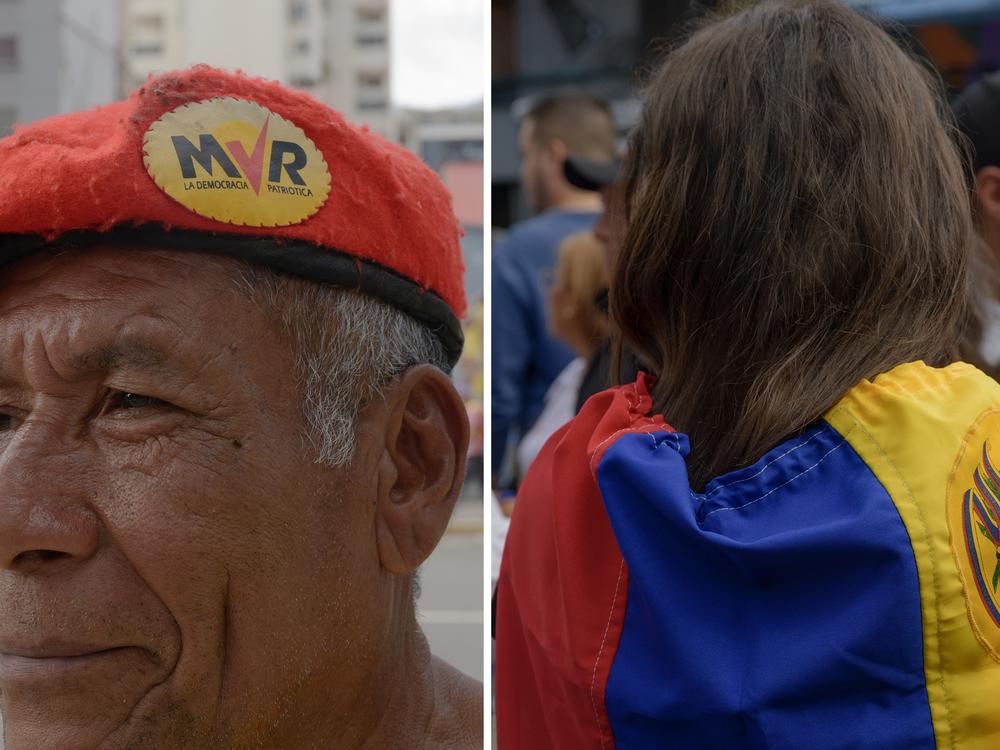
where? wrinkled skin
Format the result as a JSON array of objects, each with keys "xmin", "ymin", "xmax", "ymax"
[{"xmin": 0, "ymin": 246, "xmax": 480, "ymax": 749}]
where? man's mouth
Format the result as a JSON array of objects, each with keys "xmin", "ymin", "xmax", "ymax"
[
  {"xmin": 0, "ymin": 642, "xmax": 148, "ymax": 685},
  {"xmin": 0, "ymin": 637, "xmax": 130, "ymax": 659}
]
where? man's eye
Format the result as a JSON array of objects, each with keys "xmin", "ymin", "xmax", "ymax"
[
  {"xmin": 110, "ymin": 392, "xmax": 166, "ymax": 411},
  {"xmin": 0, "ymin": 413, "xmax": 14, "ymax": 431}
]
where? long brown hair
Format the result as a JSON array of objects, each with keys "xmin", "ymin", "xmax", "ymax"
[{"xmin": 612, "ymin": 0, "xmax": 974, "ymax": 489}]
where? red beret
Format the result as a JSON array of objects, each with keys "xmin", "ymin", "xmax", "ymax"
[{"xmin": 0, "ymin": 66, "xmax": 466, "ymax": 365}]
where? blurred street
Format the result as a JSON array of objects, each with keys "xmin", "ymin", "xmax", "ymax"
[{"xmin": 418, "ymin": 500, "xmax": 485, "ymax": 682}]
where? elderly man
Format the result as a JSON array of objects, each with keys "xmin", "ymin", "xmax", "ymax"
[{"xmin": 0, "ymin": 67, "xmax": 481, "ymax": 749}]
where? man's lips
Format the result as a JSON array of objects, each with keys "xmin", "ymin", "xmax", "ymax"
[
  {"xmin": 0, "ymin": 638, "xmax": 131, "ymax": 659},
  {"xmin": 0, "ymin": 644, "xmax": 152, "ymax": 691},
  {"xmin": 0, "ymin": 640, "xmax": 155, "ymax": 686}
]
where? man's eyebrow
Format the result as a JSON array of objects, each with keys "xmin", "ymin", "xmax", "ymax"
[{"xmin": 69, "ymin": 340, "xmax": 171, "ymax": 373}]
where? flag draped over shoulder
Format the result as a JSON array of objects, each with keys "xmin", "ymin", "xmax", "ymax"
[{"xmin": 495, "ymin": 362, "xmax": 1000, "ymax": 750}]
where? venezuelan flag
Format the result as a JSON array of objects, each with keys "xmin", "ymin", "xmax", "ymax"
[{"xmin": 495, "ymin": 361, "xmax": 1000, "ymax": 749}]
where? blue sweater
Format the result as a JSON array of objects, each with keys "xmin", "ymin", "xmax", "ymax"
[{"xmin": 491, "ymin": 209, "xmax": 599, "ymax": 478}]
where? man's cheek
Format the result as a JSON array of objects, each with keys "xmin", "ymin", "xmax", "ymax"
[
  {"xmin": 99, "ymin": 451, "xmax": 242, "ymax": 632},
  {"xmin": 100, "ymin": 431, "xmax": 282, "ymax": 545},
  {"xmin": 99, "ymin": 498, "xmax": 236, "ymax": 736},
  {"xmin": 97, "ymin": 436, "xmax": 296, "ymax": 641}
]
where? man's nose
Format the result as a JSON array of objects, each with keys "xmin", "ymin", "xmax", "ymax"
[{"xmin": 0, "ymin": 422, "xmax": 101, "ymax": 572}]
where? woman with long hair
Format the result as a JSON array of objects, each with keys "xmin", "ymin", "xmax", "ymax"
[{"xmin": 495, "ymin": 1, "xmax": 1000, "ymax": 748}]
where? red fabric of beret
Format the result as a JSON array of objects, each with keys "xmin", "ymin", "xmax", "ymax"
[{"xmin": 0, "ymin": 66, "xmax": 467, "ymax": 364}]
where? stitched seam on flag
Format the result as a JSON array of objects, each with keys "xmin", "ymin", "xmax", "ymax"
[
  {"xmin": 589, "ymin": 426, "xmax": 662, "ymax": 480},
  {"xmin": 590, "ymin": 557, "xmax": 625, "ymax": 750},
  {"xmin": 701, "ymin": 438, "xmax": 846, "ymax": 520},
  {"xmin": 588, "ymin": 385, "xmax": 642, "ymax": 478},
  {"xmin": 703, "ymin": 431, "xmax": 824, "ymax": 499},
  {"xmin": 653, "ymin": 431, "xmax": 683, "ymax": 455},
  {"xmin": 837, "ymin": 410, "xmax": 956, "ymax": 750}
]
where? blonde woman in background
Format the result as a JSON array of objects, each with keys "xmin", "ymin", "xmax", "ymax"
[{"xmin": 515, "ymin": 231, "xmax": 609, "ymax": 481}]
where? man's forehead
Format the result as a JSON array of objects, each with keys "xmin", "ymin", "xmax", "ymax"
[
  {"xmin": 0, "ymin": 245, "xmax": 239, "ymax": 309},
  {"xmin": 0, "ymin": 305, "xmax": 181, "ymax": 375},
  {"xmin": 0, "ymin": 246, "xmax": 253, "ymax": 371}
]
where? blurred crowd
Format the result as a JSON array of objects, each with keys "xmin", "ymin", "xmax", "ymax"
[
  {"xmin": 491, "ymin": 40, "xmax": 1000, "ymax": 573},
  {"xmin": 491, "ymin": 72, "xmax": 1000, "ymax": 531},
  {"xmin": 491, "ymin": 3, "xmax": 1000, "ymax": 745}
]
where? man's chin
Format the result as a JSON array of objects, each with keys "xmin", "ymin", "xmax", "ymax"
[
  {"xmin": 4, "ymin": 720, "xmax": 117, "ymax": 750},
  {"xmin": 3, "ymin": 705, "xmax": 217, "ymax": 750}
]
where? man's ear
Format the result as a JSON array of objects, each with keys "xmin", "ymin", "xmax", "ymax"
[
  {"xmin": 547, "ymin": 137, "xmax": 568, "ymax": 170},
  {"xmin": 976, "ymin": 165, "xmax": 1000, "ymax": 226},
  {"xmin": 374, "ymin": 365, "xmax": 470, "ymax": 576}
]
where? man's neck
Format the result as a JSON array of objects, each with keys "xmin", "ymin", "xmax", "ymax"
[
  {"xmin": 546, "ymin": 187, "xmax": 602, "ymax": 214},
  {"xmin": 248, "ymin": 597, "xmax": 434, "ymax": 749},
  {"xmin": 353, "ymin": 630, "xmax": 481, "ymax": 749},
  {"xmin": 250, "ymin": 589, "xmax": 480, "ymax": 749},
  {"xmin": 314, "ymin": 606, "xmax": 481, "ymax": 750},
  {"xmin": 353, "ymin": 624, "xmax": 439, "ymax": 749}
]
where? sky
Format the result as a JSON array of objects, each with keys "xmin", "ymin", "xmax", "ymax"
[{"xmin": 391, "ymin": 0, "xmax": 485, "ymax": 109}]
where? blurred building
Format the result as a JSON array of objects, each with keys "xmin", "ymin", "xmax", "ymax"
[
  {"xmin": 122, "ymin": 0, "xmax": 392, "ymax": 136},
  {"xmin": 398, "ymin": 103, "xmax": 485, "ymax": 490},
  {"xmin": 321, "ymin": 0, "xmax": 392, "ymax": 136},
  {"xmin": 399, "ymin": 103, "xmax": 484, "ymax": 300},
  {"xmin": 850, "ymin": 0, "xmax": 1000, "ymax": 26},
  {"xmin": 492, "ymin": 0, "xmax": 1000, "ymax": 227},
  {"xmin": 847, "ymin": 1, "xmax": 1000, "ymax": 88},
  {"xmin": 0, "ymin": 0, "xmax": 120, "ymax": 136}
]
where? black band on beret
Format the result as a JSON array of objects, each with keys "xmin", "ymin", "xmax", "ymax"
[{"xmin": 0, "ymin": 227, "xmax": 465, "ymax": 369}]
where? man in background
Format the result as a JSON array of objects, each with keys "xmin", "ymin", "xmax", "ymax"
[
  {"xmin": 953, "ymin": 72, "xmax": 1000, "ymax": 376},
  {"xmin": 561, "ymin": 154, "xmax": 632, "ymax": 410},
  {"xmin": 492, "ymin": 92, "xmax": 617, "ymax": 489}
]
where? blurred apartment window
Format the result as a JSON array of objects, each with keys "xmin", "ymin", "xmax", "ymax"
[
  {"xmin": 0, "ymin": 107, "xmax": 15, "ymax": 137},
  {"xmin": 358, "ymin": 71, "xmax": 384, "ymax": 89},
  {"xmin": 294, "ymin": 38, "xmax": 311, "ymax": 54},
  {"xmin": 0, "ymin": 37, "xmax": 17, "ymax": 72},
  {"xmin": 134, "ymin": 14, "xmax": 164, "ymax": 32},
  {"xmin": 132, "ymin": 42, "xmax": 163, "ymax": 55},
  {"xmin": 289, "ymin": 0, "xmax": 307, "ymax": 22},
  {"xmin": 357, "ymin": 95, "xmax": 387, "ymax": 111},
  {"xmin": 289, "ymin": 77, "xmax": 316, "ymax": 88},
  {"xmin": 423, "ymin": 140, "xmax": 484, "ymax": 168},
  {"xmin": 355, "ymin": 33, "xmax": 386, "ymax": 46},
  {"xmin": 356, "ymin": 6, "xmax": 385, "ymax": 23}
]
